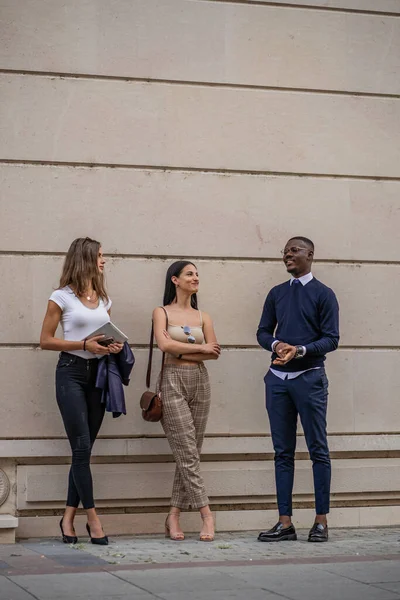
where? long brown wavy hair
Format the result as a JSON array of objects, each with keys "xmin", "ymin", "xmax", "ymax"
[{"xmin": 59, "ymin": 237, "xmax": 109, "ymax": 301}]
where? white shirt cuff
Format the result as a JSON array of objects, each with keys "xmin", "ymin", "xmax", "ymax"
[{"xmin": 272, "ymin": 340, "xmax": 281, "ymax": 352}]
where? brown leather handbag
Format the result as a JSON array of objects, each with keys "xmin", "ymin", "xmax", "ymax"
[{"xmin": 140, "ymin": 308, "xmax": 168, "ymax": 422}]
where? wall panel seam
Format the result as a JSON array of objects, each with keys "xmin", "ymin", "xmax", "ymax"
[
  {"xmin": 1, "ymin": 69, "xmax": 400, "ymax": 99},
  {"xmin": 3, "ymin": 432, "xmax": 400, "ymax": 440},
  {"xmin": 1, "ymin": 161, "xmax": 400, "ymax": 183},
  {"xmin": 5, "ymin": 453, "xmax": 400, "ymax": 461},
  {"xmin": 3, "ymin": 433, "xmax": 400, "ymax": 440},
  {"xmin": 1, "ymin": 251, "xmax": 400, "ymax": 267},
  {"xmin": 1, "ymin": 344, "xmax": 399, "ymax": 351},
  {"xmin": 195, "ymin": 0, "xmax": 400, "ymax": 18}
]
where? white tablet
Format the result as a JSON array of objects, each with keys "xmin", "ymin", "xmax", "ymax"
[{"xmin": 85, "ymin": 321, "xmax": 128, "ymax": 345}]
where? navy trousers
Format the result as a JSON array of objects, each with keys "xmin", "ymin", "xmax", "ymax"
[{"xmin": 265, "ymin": 368, "xmax": 331, "ymax": 516}]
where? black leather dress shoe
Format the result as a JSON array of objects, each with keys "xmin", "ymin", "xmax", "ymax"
[
  {"xmin": 258, "ymin": 522, "xmax": 297, "ymax": 542},
  {"xmin": 308, "ymin": 522, "xmax": 328, "ymax": 542}
]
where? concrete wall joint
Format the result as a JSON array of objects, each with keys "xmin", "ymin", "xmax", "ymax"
[
  {"xmin": 2, "ymin": 250, "xmax": 400, "ymax": 267},
  {"xmin": 197, "ymin": 0, "xmax": 400, "ymax": 18},
  {"xmin": 2, "ymin": 160, "xmax": 400, "ymax": 182},
  {"xmin": 1, "ymin": 69, "xmax": 400, "ymax": 99},
  {"xmin": 1, "ymin": 344, "xmax": 400, "ymax": 351}
]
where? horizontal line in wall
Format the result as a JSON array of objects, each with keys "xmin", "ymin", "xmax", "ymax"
[
  {"xmin": 0, "ymin": 344, "xmax": 400, "ymax": 351},
  {"xmin": 197, "ymin": 0, "xmax": 400, "ymax": 18},
  {"xmin": 0, "ymin": 250, "xmax": 400, "ymax": 266},
  {"xmin": 1, "ymin": 69, "xmax": 400, "ymax": 100},
  {"xmin": 1, "ymin": 159, "xmax": 400, "ymax": 182},
  {"xmin": 16, "ymin": 494, "xmax": 400, "ymax": 515},
  {"xmin": 213, "ymin": 499, "xmax": 400, "ymax": 510},
  {"xmin": 15, "ymin": 498, "xmax": 400, "ymax": 519},
  {"xmin": 10, "ymin": 451, "xmax": 400, "ymax": 464},
  {"xmin": 2, "ymin": 432, "xmax": 400, "ymax": 441},
  {"xmin": 14, "ymin": 493, "xmax": 400, "ymax": 506},
  {"xmin": 1, "ymin": 251, "xmax": 400, "ymax": 267}
]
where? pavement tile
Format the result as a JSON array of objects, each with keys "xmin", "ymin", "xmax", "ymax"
[
  {"xmin": 316, "ymin": 560, "xmax": 400, "ymax": 584},
  {"xmin": 87, "ymin": 597, "xmax": 156, "ymax": 600},
  {"xmin": 51, "ymin": 553, "xmax": 108, "ymax": 567},
  {"xmin": 115, "ymin": 566, "xmax": 254, "ymax": 594},
  {"xmin": 0, "ymin": 547, "xmax": 37, "ymax": 560},
  {"xmin": 374, "ymin": 583, "xmax": 400, "ymax": 594},
  {"xmin": 15, "ymin": 543, "xmax": 109, "ymax": 567},
  {"xmin": 0, "ymin": 561, "xmax": 10, "ymax": 570},
  {"xmin": 0, "ymin": 576, "xmax": 36, "ymax": 600},
  {"xmin": 158, "ymin": 590, "xmax": 282, "ymax": 600},
  {"xmin": 8, "ymin": 572, "xmax": 143, "ymax": 599},
  {"xmin": 21, "ymin": 543, "xmax": 80, "ymax": 556},
  {"xmin": 216, "ymin": 564, "xmax": 400, "ymax": 600},
  {"xmin": 1, "ymin": 555, "xmax": 59, "ymax": 570}
]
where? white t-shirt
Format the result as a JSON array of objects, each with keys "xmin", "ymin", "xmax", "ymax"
[{"xmin": 49, "ymin": 286, "xmax": 112, "ymax": 359}]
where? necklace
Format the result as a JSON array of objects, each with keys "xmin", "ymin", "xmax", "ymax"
[{"xmin": 85, "ymin": 290, "xmax": 97, "ymax": 302}]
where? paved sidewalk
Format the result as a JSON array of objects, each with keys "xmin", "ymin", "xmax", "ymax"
[{"xmin": 1, "ymin": 528, "xmax": 399, "ymax": 599}]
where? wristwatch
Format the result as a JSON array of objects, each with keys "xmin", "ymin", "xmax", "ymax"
[{"xmin": 294, "ymin": 345, "xmax": 305, "ymax": 359}]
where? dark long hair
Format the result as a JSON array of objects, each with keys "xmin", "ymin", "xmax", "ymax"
[
  {"xmin": 59, "ymin": 237, "xmax": 109, "ymax": 302},
  {"xmin": 163, "ymin": 261, "xmax": 198, "ymax": 309}
]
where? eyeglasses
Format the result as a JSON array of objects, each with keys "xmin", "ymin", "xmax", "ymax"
[
  {"xmin": 280, "ymin": 246, "xmax": 310, "ymax": 256},
  {"xmin": 182, "ymin": 325, "xmax": 196, "ymax": 343}
]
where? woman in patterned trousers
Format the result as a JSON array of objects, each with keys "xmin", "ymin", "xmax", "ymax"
[{"xmin": 153, "ymin": 261, "xmax": 220, "ymax": 542}]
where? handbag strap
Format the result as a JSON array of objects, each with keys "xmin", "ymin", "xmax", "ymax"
[{"xmin": 146, "ymin": 307, "xmax": 168, "ymax": 389}]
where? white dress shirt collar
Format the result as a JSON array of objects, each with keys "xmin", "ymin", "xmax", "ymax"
[{"xmin": 290, "ymin": 272, "xmax": 313, "ymax": 286}]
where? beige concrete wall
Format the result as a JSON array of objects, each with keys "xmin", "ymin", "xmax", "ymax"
[
  {"xmin": 2, "ymin": 165, "xmax": 400, "ymax": 260},
  {"xmin": 2, "ymin": 76, "xmax": 400, "ymax": 176},
  {"xmin": 0, "ymin": 0, "xmax": 399, "ymax": 537},
  {"xmin": 2, "ymin": 347, "xmax": 400, "ymax": 438},
  {"xmin": 1, "ymin": 1, "xmax": 400, "ymax": 93}
]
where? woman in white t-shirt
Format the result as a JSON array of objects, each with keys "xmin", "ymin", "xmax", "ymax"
[{"xmin": 40, "ymin": 237, "xmax": 123, "ymax": 546}]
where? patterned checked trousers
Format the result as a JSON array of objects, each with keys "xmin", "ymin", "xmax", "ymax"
[{"xmin": 159, "ymin": 363, "xmax": 211, "ymax": 509}]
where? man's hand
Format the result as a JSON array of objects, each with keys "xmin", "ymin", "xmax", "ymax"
[
  {"xmin": 273, "ymin": 343, "xmax": 296, "ymax": 365},
  {"xmin": 274, "ymin": 342, "xmax": 293, "ymax": 358}
]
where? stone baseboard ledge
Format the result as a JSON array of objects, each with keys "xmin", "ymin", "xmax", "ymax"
[{"xmin": 0, "ymin": 514, "xmax": 18, "ymax": 544}]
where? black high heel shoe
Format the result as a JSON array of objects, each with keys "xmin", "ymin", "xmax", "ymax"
[
  {"xmin": 86, "ymin": 523, "xmax": 109, "ymax": 546},
  {"xmin": 59, "ymin": 518, "xmax": 78, "ymax": 544}
]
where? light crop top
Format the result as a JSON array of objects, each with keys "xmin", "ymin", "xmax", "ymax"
[
  {"xmin": 166, "ymin": 310, "xmax": 205, "ymax": 344},
  {"xmin": 49, "ymin": 286, "xmax": 112, "ymax": 359}
]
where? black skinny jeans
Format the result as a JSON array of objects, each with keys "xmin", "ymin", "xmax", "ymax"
[{"xmin": 55, "ymin": 352, "xmax": 105, "ymax": 509}]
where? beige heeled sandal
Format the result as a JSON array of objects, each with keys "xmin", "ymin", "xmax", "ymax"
[
  {"xmin": 165, "ymin": 512, "xmax": 185, "ymax": 541},
  {"xmin": 199, "ymin": 514, "xmax": 215, "ymax": 542}
]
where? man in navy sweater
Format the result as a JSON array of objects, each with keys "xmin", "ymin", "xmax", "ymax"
[{"xmin": 257, "ymin": 236, "xmax": 339, "ymax": 542}]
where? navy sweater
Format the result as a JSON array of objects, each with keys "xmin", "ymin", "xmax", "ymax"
[{"xmin": 257, "ymin": 278, "xmax": 339, "ymax": 372}]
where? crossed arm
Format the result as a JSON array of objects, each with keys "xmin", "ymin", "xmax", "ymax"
[{"xmin": 152, "ymin": 307, "xmax": 220, "ymax": 362}]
